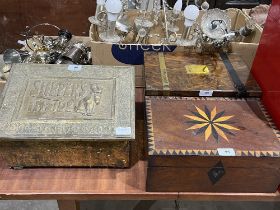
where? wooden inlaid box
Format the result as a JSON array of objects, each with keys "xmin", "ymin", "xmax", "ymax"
[
  {"xmin": 145, "ymin": 52, "xmax": 261, "ymax": 97},
  {"xmin": 0, "ymin": 64, "xmax": 135, "ymax": 168},
  {"xmin": 146, "ymin": 96, "xmax": 280, "ymax": 192}
]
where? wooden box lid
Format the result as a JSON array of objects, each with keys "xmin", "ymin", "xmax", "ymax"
[
  {"xmin": 146, "ymin": 97, "xmax": 280, "ymax": 158},
  {"xmin": 145, "ymin": 52, "xmax": 261, "ymax": 97},
  {"xmin": 0, "ymin": 64, "xmax": 135, "ymax": 141}
]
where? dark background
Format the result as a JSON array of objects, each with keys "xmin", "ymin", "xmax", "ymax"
[
  {"xmin": 168, "ymin": 0, "xmax": 271, "ymax": 8},
  {"xmin": 0, "ymin": 0, "xmax": 271, "ymax": 53},
  {"xmin": 0, "ymin": 0, "xmax": 96, "ymax": 52}
]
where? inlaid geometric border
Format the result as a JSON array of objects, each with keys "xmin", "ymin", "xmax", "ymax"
[
  {"xmin": 146, "ymin": 96, "xmax": 280, "ymax": 157},
  {"xmin": 146, "ymin": 98, "xmax": 156, "ymax": 155},
  {"xmin": 258, "ymin": 101, "xmax": 280, "ymax": 140}
]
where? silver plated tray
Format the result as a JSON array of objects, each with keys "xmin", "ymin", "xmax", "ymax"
[{"xmin": 201, "ymin": 9, "xmax": 231, "ymax": 40}]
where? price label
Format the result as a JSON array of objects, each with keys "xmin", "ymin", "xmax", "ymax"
[
  {"xmin": 185, "ymin": 65, "xmax": 209, "ymax": 75},
  {"xmin": 199, "ymin": 90, "xmax": 213, "ymax": 97},
  {"xmin": 115, "ymin": 127, "xmax": 132, "ymax": 137},
  {"xmin": 68, "ymin": 65, "xmax": 82, "ymax": 72},
  {"xmin": 217, "ymin": 148, "xmax": 236, "ymax": 156}
]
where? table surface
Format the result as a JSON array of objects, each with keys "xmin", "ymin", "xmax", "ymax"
[
  {"xmin": 0, "ymin": 157, "xmax": 279, "ymax": 201},
  {"xmin": 0, "ymin": 64, "xmax": 279, "ymax": 202}
]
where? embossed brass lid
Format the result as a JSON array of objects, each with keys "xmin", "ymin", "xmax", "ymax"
[{"xmin": 0, "ymin": 64, "xmax": 135, "ymax": 140}]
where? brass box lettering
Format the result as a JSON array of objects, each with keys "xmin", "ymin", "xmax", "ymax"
[{"xmin": 17, "ymin": 78, "xmax": 114, "ymax": 120}]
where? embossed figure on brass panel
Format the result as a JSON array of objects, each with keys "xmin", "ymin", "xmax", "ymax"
[
  {"xmin": 25, "ymin": 80, "xmax": 103, "ymax": 117},
  {"xmin": 12, "ymin": 73, "xmax": 117, "ymax": 123}
]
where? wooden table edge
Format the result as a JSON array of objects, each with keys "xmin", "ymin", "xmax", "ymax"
[
  {"xmin": 0, "ymin": 193, "xmax": 178, "ymax": 200},
  {"xmin": 178, "ymin": 191, "xmax": 280, "ymax": 202},
  {"xmin": 0, "ymin": 192, "xmax": 279, "ymax": 201}
]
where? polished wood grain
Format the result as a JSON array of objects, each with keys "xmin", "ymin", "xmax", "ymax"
[
  {"xmin": 148, "ymin": 156, "xmax": 280, "ymax": 168},
  {"xmin": 146, "ymin": 96, "xmax": 280, "ymax": 192},
  {"xmin": 145, "ymin": 52, "xmax": 261, "ymax": 97},
  {"xmin": 135, "ymin": 66, "xmax": 145, "ymax": 88},
  {"xmin": 0, "ymin": 153, "xmax": 279, "ymax": 201},
  {"xmin": 0, "ymin": 158, "xmax": 175, "ymax": 200},
  {"xmin": 178, "ymin": 191, "xmax": 280, "ymax": 201},
  {"xmin": 147, "ymin": 167, "xmax": 280, "ymax": 193},
  {"xmin": 147, "ymin": 97, "xmax": 280, "ymax": 154},
  {"xmin": 57, "ymin": 200, "xmax": 79, "ymax": 210}
]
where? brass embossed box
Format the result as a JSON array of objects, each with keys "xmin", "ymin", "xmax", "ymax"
[{"xmin": 0, "ymin": 64, "xmax": 135, "ymax": 168}]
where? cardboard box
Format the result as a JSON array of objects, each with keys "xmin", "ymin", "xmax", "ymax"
[
  {"xmin": 243, "ymin": 8, "xmax": 266, "ymax": 31},
  {"xmin": 227, "ymin": 8, "xmax": 262, "ymax": 44},
  {"xmin": 90, "ymin": 8, "xmax": 262, "ymax": 67},
  {"xmin": 229, "ymin": 42, "xmax": 258, "ymax": 69}
]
